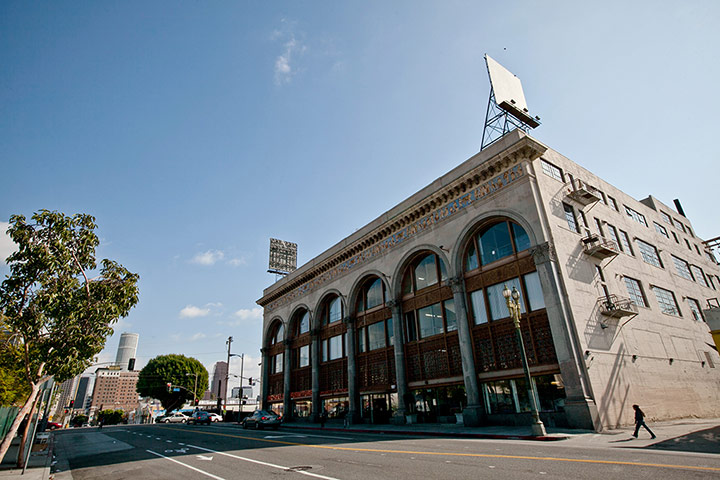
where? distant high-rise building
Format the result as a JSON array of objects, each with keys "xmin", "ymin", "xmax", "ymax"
[
  {"xmin": 73, "ymin": 375, "xmax": 94, "ymax": 413},
  {"xmin": 115, "ymin": 332, "xmax": 139, "ymax": 370},
  {"xmin": 211, "ymin": 361, "xmax": 228, "ymax": 399}
]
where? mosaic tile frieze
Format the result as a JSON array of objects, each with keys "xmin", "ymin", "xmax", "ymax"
[{"xmin": 264, "ymin": 164, "xmax": 525, "ymax": 313}]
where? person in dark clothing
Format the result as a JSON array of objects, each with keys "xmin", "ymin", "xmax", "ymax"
[
  {"xmin": 632, "ymin": 404, "xmax": 656, "ymax": 439},
  {"xmin": 319, "ymin": 409, "xmax": 327, "ymax": 428}
]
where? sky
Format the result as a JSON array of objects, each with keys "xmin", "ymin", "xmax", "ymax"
[{"xmin": 2, "ymin": 1, "xmax": 719, "ymax": 396}]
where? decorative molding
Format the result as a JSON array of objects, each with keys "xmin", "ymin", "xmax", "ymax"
[
  {"xmin": 448, "ymin": 275, "xmax": 465, "ymax": 293},
  {"xmin": 342, "ymin": 316, "xmax": 355, "ymax": 326},
  {"xmin": 530, "ymin": 242, "xmax": 557, "ymax": 265}
]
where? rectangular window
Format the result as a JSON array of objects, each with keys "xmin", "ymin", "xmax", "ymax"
[
  {"xmin": 672, "ymin": 231, "xmax": 679, "ymax": 243},
  {"xmin": 444, "ymin": 299, "xmax": 457, "ymax": 332},
  {"xmin": 636, "ymin": 239, "xmax": 662, "ymax": 268},
  {"xmin": 625, "ymin": 205, "xmax": 648, "ymax": 227},
  {"xmin": 274, "ymin": 353, "xmax": 284, "ymax": 374},
  {"xmin": 654, "ymin": 222, "xmax": 668, "ymax": 238},
  {"xmin": 328, "ymin": 334, "xmax": 343, "ymax": 360},
  {"xmin": 687, "ymin": 298, "xmax": 704, "ymax": 321},
  {"xmin": 358, "ymin": 326, "xmax": 366, "ymax": 353},
  {"xmin": 660, "ymin": 211, "xmax": 672, "ymax": 225},
  {"xmin": 672, "ymin": 255, "xmax": 693, "ymax": 280},
  {"xmin": 652, "ymin": 286, "xmax": 680, "ymax": 316},
  {"xmin": 690, "ymin": 265, "xmax": 709, "ymax": 287},
  {"xmin": 685, "ymin": 239, "xmax": 692, "ymax": 250},
  {"xmin": 540, "ymin": 159, "xmax": 563, "ymax": 181},
  {"xmin": 523, "ymin": 271, "xmax": 546, "ymax": 311},
  {"xmin": 707, "ymin": 251, "xmax": 717, "ymax": 263},
  {"xmin": 563, "ymin": 203, "xmax": 579, "ymax": 233},
  {"xmin": 694, "ymin": 244, "xmax": 701, "ymax": 256},
  {"xmin": 672, "ymin": 218, "xmax": 685, "ymax": 232},
  {"xmin": 470, "ymin": 289, "xmax": 488, "ymax": 325},
  {"xmin": 299, "ymin": 345, "xmax": 310, "ymax": 368},
  {"xmin": 594, "ymin": 218, "xmax": 604, "ymax": 236},
  {"xmin": 619, "ymin": 230, "xmax": 633, "ymax": 255},
  {"xmin": 405, "ymin": 311, "xmax": 417, "ymax": 342},
  {"xmin": 417, "ymin": 302, "xmax": 445, "ymax": 339},
  {"xmin": 686, "ymin": 225, "xmax": 694, "ymax": 237},
  {"xmin": 606, "ymin": 224, "xmax": 621, "ymax": 251},
  {"xmin": 367, "ymin": 321, "xmax": 386, "ymax": 351},
  {"xmin": 387, "ymin": 317, "xmax": 394, "ymax": 346},
  {"xmin": 624, "ymin": 277, "xmax": 647, "ymax": 307},
  {"xmin": 483, "ymin": 380, "xmax": 515, "ymax": 414},
  {"xmin": 607, "ymin": 196, "xmax": 618, "ymax": 211},
  {"xmin": 487, "ymin": 277, "xmax": 526, "ymax": 321}
]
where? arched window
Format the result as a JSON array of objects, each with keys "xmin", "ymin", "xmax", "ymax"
[
  {"xmin": 465, "ymin": 220, "xmax": 531, "ymax": 271},
  {"xmin": 402, "ymin": 252, "xmax": 448, "ymax": 295},
  {"xmin": 269, "ymin": 322, "xmax": 284, "ymax": 345},
  {"xmin": 294, "ymin": 309, "xmax": 310, "ymax": 336},
  {"xmin": 321, "ymin": 295, "xmax": 343, "ymax": 325},
  {"xmin": 356, "ymin": 277, "xmax": 385, "ymax": 313}
]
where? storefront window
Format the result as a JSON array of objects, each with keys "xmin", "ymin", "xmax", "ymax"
[
  {"xmin": 483, "ymin": 380, "xmax": 514, "ymax": 414},
  {"xmin": 292, "ymin": 400, "xmax": 311, "ymax": 417},
  {"xmin": 534, "ymin": 374, "xmax": 566, "ymax": 412}
]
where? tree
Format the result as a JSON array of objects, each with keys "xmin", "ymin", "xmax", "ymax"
[
  {"xmin": 0, "ymin": 210, "xmax": 139, "ymax": 465},
  {"xmin": 137, "ymin": 354, "xmax": 209, "ymax": 412},
  {"xmin": 0, "ymin": 316, "xmax": 31, "ymax": 406}
]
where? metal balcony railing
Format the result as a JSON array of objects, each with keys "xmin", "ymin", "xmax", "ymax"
[
  {"xmin": 566, "ymin": 179, "xmax": 602, "ymax": 206},
  {"xmin": 582, "ymin": 234, "xmax": 619, "ymax": 260},
  {"xmin": 598, "ymin": 295, "xmax": 638, "ymax": 318}
]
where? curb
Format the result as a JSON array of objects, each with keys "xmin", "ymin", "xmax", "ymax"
[{"xmin": 280, "ymin": 425, "xmax": 569, "ymax": 441}]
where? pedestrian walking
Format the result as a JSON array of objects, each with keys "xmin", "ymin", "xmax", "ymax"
[
  {"xmin": 320, "ymin": 409, "xmax": 327, "ymax": 428},
  {"xmin": 632, "ymin": 404, "xmax": 656, "ymax": 439}
]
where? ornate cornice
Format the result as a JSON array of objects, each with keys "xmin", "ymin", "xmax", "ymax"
[
  {"xmin": 258, "ymin": 134, "xmax": 546, "ymax": 313},
  {"xmin": 530, "ymin": 242, "xmax": 557, "ymax": 265}
]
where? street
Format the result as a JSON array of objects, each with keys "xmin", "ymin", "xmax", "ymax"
[{"xmin": 51, "ymin": 424, "xmax": 720, "ymax": 480}]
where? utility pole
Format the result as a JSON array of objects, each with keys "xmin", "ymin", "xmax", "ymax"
[{"xmin": 224, "ymin": 336, "xmax": 232, "ymax": 412}]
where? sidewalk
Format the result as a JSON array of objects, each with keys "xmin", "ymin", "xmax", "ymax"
[
  {"xmin": 280, "ymin": 417, "xmax": 720, "ymax": 451},
  {"xmin": 0, "ymin": 433, "xmax": 53, "ymax": 480}
]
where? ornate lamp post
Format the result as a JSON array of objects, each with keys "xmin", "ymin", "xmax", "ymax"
[{"xmin": 503, "ymin": 285, "xmax": 546, "ymax": 437}]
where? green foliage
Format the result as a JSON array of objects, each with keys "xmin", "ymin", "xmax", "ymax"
[
  {"xmin": 0, "ymin": 210, "xmax": 140, "ymax": 385},
  {"xmin": 97, "ymin": 409, "xmax": 124, "ymax": 425},
  {"xmin": 70, "ymin": 414, "xmax": 88, "ymax": 427},
  {"xmin": 137, "ymin": 354, "xmax": 209, "ymax": 412},
  {"xmin": 0, "ymin": 318, "xmax": 31, "ymax": 406}
]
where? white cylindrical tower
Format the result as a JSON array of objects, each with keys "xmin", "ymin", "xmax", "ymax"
[{"xmin": 115, "ymin": 332, "xmax": 139, "ymax": 370}]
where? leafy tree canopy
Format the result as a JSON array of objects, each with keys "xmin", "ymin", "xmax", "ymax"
[
  {"xmin": 137, "ymin": 354, "xmax": 209, "ymax": 412},
  {"xmin": 0, "ymin": 210, "xmax": 139, "ymax": 462}
]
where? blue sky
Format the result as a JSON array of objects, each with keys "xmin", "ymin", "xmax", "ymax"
[{"xmin": 2, "ymin": 1, "xmax": 719, "ymax": 393}]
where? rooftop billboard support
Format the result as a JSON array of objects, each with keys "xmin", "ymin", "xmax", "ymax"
[
  {"xmin": 267, "ymin": 238, "xmax": 297, "ymax": 276},
  {"xmin": 481, "ymin": 54, "xmax": 541, "ymax": 150}
]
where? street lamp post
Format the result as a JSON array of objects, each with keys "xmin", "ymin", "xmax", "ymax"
[
  {"xmin": 229, "ymin": 353, "xmax": 244, "ymax": 405},
  {"xmin": 503, "ymin": 285, "xmax": 547, "ymax": 437},
  {"xmin": 185, "ymin": 372, "xmax": 199, "ymax": 405}
]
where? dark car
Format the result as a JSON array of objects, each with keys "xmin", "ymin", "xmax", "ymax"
[
  {"xmin": 241, "ymin": 410, "xmax": 281, "ymax": 430},
  {"xmin": 188, "ymin": 411, "xmax": 211, "ymax": 425}
]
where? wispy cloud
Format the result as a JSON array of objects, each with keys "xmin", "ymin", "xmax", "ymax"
[
  {"xmin": 273, "ymin": 19, "xmax": 306, "ymax": 85},
  {"xmin": 179, "ymin": 305, "xmax": 211, "ymax": 318},
  {"xmin": 191, "ymin": 249, "xmax": 225, "ymax": 266},
  {"xmin": 228, "ymin": 257, "xmax": 247, "ymax": 267},
  {"xmin": 191, "ymin": 332, "xmax": 207, "ymax": 341},
  {"xmin": 234, "ymin": 307, "xmax": 263, "ymax": 321},
  {"xmin": 0, "ymin": 222, "xmax": 17, "ymax": 264}
]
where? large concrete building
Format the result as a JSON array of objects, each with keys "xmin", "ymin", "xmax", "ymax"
[
  {"xmin": 257, "ymin": 130, "xmax": 720, "ymax": 431},
  {"xmin": 90, "ymin": 368, "xmax": 140, "ymax": 414}
]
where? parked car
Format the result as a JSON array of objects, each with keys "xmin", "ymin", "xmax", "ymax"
[
  {"xmin": 46, "ymin": 422, "xmax": 62, "ymax": 430},
  {"xmin": 208, "ymin": 413, "xmax": 222, "ymax": 423},
  {"xmin": 188, "ymin": 411, "xmax": 211, "ymax": 425},
  {"xmin": 162, "ymin": 412, "xmax": 189, "ymax": 423},
  {"xmin": 241, "ymin": 410, "xmax": 280, "ymax": 430}
]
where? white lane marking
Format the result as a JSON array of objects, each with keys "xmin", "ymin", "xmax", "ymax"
[
  {"xmin": 264, "ymin": 433, "xmax": 354, "ymax": 441},
  {"xmin": 186, "ymin": 444, "xmax": 341, "ymax": 480},
  {"xmin": 197, "ymin": 455, "xmax": 213, "ymax": 461},
  {"xmin": 147, "ymin": 450, "xmax": 225, "ymax": 480},
  {"xmin": 166, "ymin": 440, "xmax": 172, "ymax": 443}
]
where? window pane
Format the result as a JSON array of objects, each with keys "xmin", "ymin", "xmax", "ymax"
[
  {"xmin": 387, "ymin": 317, "xmax": 394, "ymax": 346},
  {"xmin": 563, "ymin": 204, "xmax": 579, "ymax": 233},
  {"xmin": 466, "ymin": 242, "xmax": 479, "ymax": 271},
  {"xmin": 606, "ymin": 225, "xmax": 621, "ymax": 251},
  {"xmin": 512, "ymin": 223, "xmax": 531, "ymax": 252},
  {"xmin": 672, "ymin": 256, "xmax": 692, "ymax": 280},
  {"xmin": 484, "ymin": 380, "xmax": 514, "ymax": 414},
  {"xmin": 329, "ymin": 335, "xmax": 343, "ymax": 360},
  {"xmin": 358, "ymin": 326, "xmax": 366, "ymax": 353},
  {"xmin": 275, "ymin": 353, "xmax": 284, "ymax": 373},
  {"xmin": 624, "ymin": 277, "xmax": 646, "ymax": 307},
  {"xmin": 637, "ymin": 239, "xmax": 662, "ymax": 267},
  {"xmin": 299, "ymin": 312, "xmax": 310, "ymax": 334},
  {"xmin": 328, "ymin": 297, "xmax": 343, "ymax": 323},
  {"xmin": 299, "ymin": 345, "xmax": 309, "ymax": 367},
  {"xmin": 523, "ymin": 271, "xmax": 545, "ymax": 311},
  {"xmin": 654, "ymin": 222, "xmax": 669, "ymax": 238},
  {"xmin": 653, "ymin": 287, "xmax": 679, "ymax": 316},
  {"xmin": 367, "ymin": 321, "xmax": 386, "ymax": 350},
  {"xmin": 619, "ymin": 230, "xmax": 633, "ymax": 255},
  {"xmin": 487, "ymin": 277, "xmax": 525, "ymax": 321},
  {"xmin": 414, "ymin": 254, "xmax": 438, "ymax": 290},
  {"xmin": 690, "ymin": 265, "xmax": 709, "ymax": 287},
  {"xmin": 541, "ymin": 160, "xmax": 563, "ymax": 181},
  {"xmin": 405, "ymin": 311, "xmax": 417, "ymax": 342},
  {"xmin": 418, "ymin": 303, "xmax": 444, "ymax": 339},
  {"xmin": 470, "ymin": 289, "xmax": 488, "ymax": 324},
  {"xmin": 687, "ymin": 298, "xmax": 703, "ymax": 321},
  {"xmin": 366, "ymin": 278, "xmax": 384, "ymax": 309},
  {"xmin": 444, "ymin": 299, "xmax": 457, "ymax": 332},
  {"xmin": 480, "ymin": 222, "xmax": 514, "ymax": 265}
]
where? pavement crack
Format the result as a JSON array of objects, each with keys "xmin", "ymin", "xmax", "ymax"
[{"xmin": 286, "ymin": 465, "xmax": 313, "ymax": 472}]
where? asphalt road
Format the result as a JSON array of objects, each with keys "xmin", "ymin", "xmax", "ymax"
[{"xmin": 52, "ymin": 424, "xmax": 720, "ymax": 480}]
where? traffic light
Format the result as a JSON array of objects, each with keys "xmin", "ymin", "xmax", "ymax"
[
  {"xmin": 248, "ymin": 377, "xmax": 253, "ymax": 385},
  {"xmin": 194, "ymin": 398, "xmax": 199, "ymax": 406},
  {"xmin": 69, "ymin": 400, "xmax": 74, "ymax": 408}
]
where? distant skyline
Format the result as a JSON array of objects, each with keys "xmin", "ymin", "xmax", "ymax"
[{"xmin": 2, "ymin": 1, "xmax": 719, "ymax": 382}]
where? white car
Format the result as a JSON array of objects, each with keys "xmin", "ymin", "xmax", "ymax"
[
  {"xmin": 162, "ymin": 412, "xmax": 189, "ymax": 423},
  {"xmin": 209, "ymin": 413, "xmax": 222, "ymax": 422}
]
